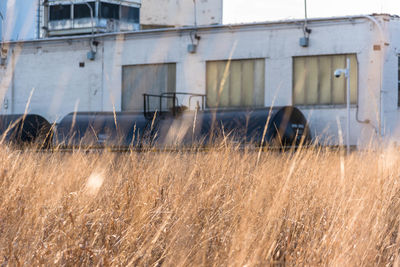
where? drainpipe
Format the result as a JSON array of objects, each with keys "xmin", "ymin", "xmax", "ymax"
[
  {"xmin": 361, "ymin": 15, "xmax": 386, "ymax": 138},
  {"xmin": 37, "ymin": 0, "xmax": 40, "ymax": 39},
  {"xmin": 0, "ymin": 10, "xmax": 5, "ymax": 65},
  {"xmin": 0, "ymin": 11, "xmax": 3, "ymax": 43},
  {"xmin": 193, "ymin": 0, "xmax": 197, "ymax": 27}
]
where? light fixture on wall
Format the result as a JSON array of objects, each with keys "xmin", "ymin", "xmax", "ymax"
[
  {"xmin": 188, "ymin": 30, "xmax": 201, "ymax": 54},
  {"xmin": 188, "ymin": 0, "xmax": 201, "ymax": 54}
]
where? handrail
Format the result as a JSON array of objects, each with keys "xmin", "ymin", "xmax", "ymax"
[
  {"xmin": 143, "ymin": 92, "xmax": 206, "ymax": 120},
  {"xmin": 160, "ymin": 92, "xmax": 206, "ymax": 110}
]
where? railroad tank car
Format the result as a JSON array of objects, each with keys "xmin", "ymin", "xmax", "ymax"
[
  {"xmin": 0, "ymin": 93, "xmax": 312, "ymax": 149},
  {"xmin": 0, "ymin": 114, "xmax": 52, "ymax": 148}
]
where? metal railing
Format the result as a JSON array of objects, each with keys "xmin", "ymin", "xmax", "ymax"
[{"xmin": 143, "ymin": 92, "xmax": 206, "ymax": 120}]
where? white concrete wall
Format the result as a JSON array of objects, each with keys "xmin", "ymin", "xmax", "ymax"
[
  {"xmin": 0, "ymin": 15, "xmax": 397, "ymax": 146},
  {"xmin": 140, "ymin": 0, "xmax": 222, "ymax": 27},
  {"xmin": 383, "ymin": 17, "xmax": 400, "ymax": 145}
]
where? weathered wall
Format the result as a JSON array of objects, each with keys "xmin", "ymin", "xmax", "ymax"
[
  {"xmin": 140, "ymin": 0, "xmax": 222, "ymax": 27},
  {"xmin": 0, "ymin": 16, "xmax": 398, "ymax": 146}
]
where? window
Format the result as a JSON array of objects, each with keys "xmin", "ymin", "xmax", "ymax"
[
  {"xmin": 121, "ymin": 6, "xmax": 140, "ymax": 23},
  {"xmin": 293, "ymin": 54, "xmax": 358, "ymax": 105},
  {"xmin": 100, "ymin": 2, "xmax": 120, "ymax": 20},
  {"xmin": 73, "ymin": 2, "xmax": 95, "ymax": 19},
  {"xmin": 206, "ymin": 59, "xmax": 265, "ymax": 108},
  {"xmin": 49, "ymin": 5, "xmax": 71, "ymax": 21},
  {"xmin": 122, "ymin": 64, "xmax": 176, "ymax": 112}
]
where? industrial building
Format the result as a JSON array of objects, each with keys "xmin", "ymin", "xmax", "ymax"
[
  {"xmin": 0, "ymin": 0, "xmax": 399, "ymax": 146},
  {"xmin": 0, "ymin": 0, "xmax": 223, "ymax": 40}
]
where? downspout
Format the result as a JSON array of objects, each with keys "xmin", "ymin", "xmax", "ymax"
[
  {"xmin": 37, "ymin": 0, "xmax": 40, "ymax": 39},
  {"xmin": 361, "ymin": 15, "xmax": 386, "ymax": 138}
]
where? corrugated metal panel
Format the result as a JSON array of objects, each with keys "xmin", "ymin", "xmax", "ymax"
[
  {"xmin": 293, "ymin": 54, "xmax": 357, "ymax": 105},
  {"xmin": 206, "ymin": 58, "xmax": 265, "ymax": 108},
  {"xmin": 122, "ymin": 63, "xmax": 176, "ymax": 111}
]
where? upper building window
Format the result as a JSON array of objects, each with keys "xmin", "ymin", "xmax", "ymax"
[
  {"xmin": 100, "ymin": 2, "xmax": 120, "ymax": 20},
  {"xmin": 121, "ymin": 6, "xmax": 140, "ymax": 23},
  {"xmin": 293, "ymin": 54, "xmax": 358, "ymax": 105},
  {"xmin": 73, "ymin": 2, "xmax": 96, "ymax": 19},
  {"xmin": 206, "ymin": 59, "xmax": 265, "ymax": 108},
  {"xmin": 49, "ymin": 5, "xmax": 71, "ymax": 21}
]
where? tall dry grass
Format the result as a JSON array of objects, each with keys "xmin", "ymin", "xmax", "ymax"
[{"xmin": 0, "ymin": 144, "xmax": 400, "ymax": 266}]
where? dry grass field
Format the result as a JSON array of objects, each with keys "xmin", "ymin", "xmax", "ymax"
[{"xmin": 1, "ymin": 144, "xmax": 400, "ymax": 266}]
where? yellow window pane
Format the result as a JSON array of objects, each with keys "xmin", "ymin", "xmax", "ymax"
[
  {"xmin": 318, "ymin": 56, "xmax": 332, "ymax": 104},
  {"xmin": 217, "ymin": 61, "xmax": 230, "ymax": 107},
  {"xmin": 293, "ymin": 54, "xmax": 358, "ymax": 106},
  {"xmin": 206, "ymin": 62, "xmax": 218, "ymax": 107},
  {"xmin": 293, "ymin": 57, "xmax": 306, "ymax": 105},
  {"xmin": 230, "ymin": 61, "xmax": 242, "ymax": 107},
  {"xmin": 253, "ymin": 59, "xmax": 265, "ymax": 106},
  {"xmin": 305, "ymin": 56, "xmax": 319, "ymax": 105},
  {"xmin": 242, "ymin": 60, "xmax": 255, "ymax": 106},
  {"xmin": 207, "ymin": 58, "xmax": 265, "ymax": 108}
]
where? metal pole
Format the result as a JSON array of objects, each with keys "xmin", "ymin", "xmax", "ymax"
[
  {"xmin": 85, "ymin": 3, "xmax": 94, "ymax": 38},
  {"xmin": 0, "ymin": 10, "xmax": 4, "ymax": 64},
  {"xmin": 37, "ymin": 0, "xmax": 40, "ymax": 39},
  {"xmin": 346, "ymin": 58, "xmax": 350, "ymax": 155},
  {"xmin": 303, "ymin": 0, "xmax": 309, "ymax": 37},
  {"xmin": 0, "ymin": 11, "xmax": 4, "ymax": 44},
  {"xmin": 304, "ymin": 0, "xmax": 308, "ymax": 28},
  {"xmin": 193, "ymin": 0, "xmax": 197, "ymax": 27}
]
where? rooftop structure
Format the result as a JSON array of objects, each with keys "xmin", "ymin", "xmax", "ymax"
[
  {"xmin": 41, "ymin": 0, "xmax": 141, "ymax": 37},
  {"xmin": 140, "ymin": 0, "xmax": 223, "ymax": 29}
]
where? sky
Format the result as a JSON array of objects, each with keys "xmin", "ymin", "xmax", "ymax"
[
  {"xmin": 1, "ymin": 0, "xmax": 400, "ymax": 41},
  {"xmin": 223, "ymin": 0, "xmax": 400, "ymax": 23}
]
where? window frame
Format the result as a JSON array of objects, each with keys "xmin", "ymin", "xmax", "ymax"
[{"xmin": 292, "ymin": 53, "xmax": 359, "ymax": 108}]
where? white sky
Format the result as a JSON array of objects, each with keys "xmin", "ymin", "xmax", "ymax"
[{"xmin": 223, "ymin": 0, "xmax": 400, "ymax": 23}]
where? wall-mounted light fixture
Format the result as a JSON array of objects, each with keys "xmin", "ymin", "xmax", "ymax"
[
  {"xmin": 188, "ymin": 30, "xmax": 201, "ymax": 54},
  {"xmin": 188, "ymin": 0, "xmax": 201, "ymax": 54}
]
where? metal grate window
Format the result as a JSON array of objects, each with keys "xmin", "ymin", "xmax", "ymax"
[
  {"xmin": 100, "ymin": 2, "xmax": 120, "ymax": 20},
  {"xmin": 293, "ymin": 54, "xmax": 358, "ymax": 105},
  {"xmin": 49, "ymin": 5, "xmax": 71, "ymax": 21},
  {"xmin": 73, "ymin": 2, "xmax": 96, "ymax": 19},
  {"xmin": 206, "ymin": 59, "xmax": 265, "ymax": 108},
  {"xmin": 121, "ymin": 6, "xmax": 140, "ymax": 23}
]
